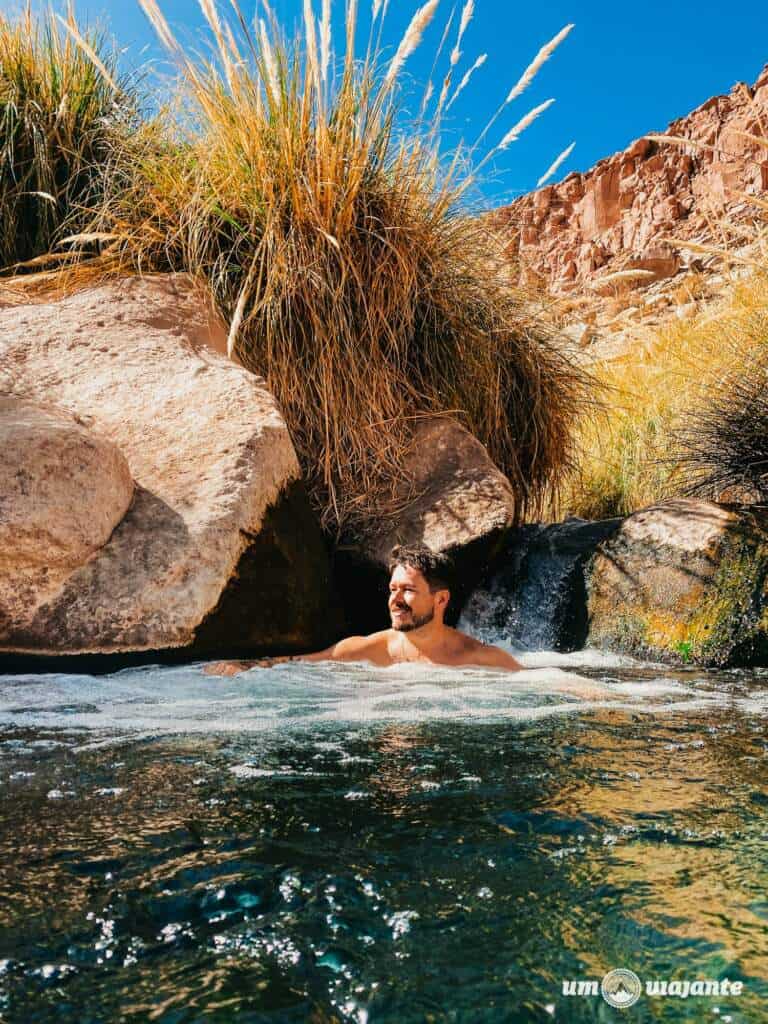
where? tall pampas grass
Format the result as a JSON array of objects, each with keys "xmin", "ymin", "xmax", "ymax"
[
  {"xmin": 383, "ymin": 0, "xmax": 440, "ymax": 88},
  {"xmin": 0, "ymin": 9, "xmax": 137, "ymax": 269},
  {"xmin": 446, "ymin": 53, "xmax": 486, "ymax": 112},
  {"xmin": 450, "ymin": 0, "xmax": 474, "ymax": 66},
  {"xmin": 59, "ymin": 0, "xmax": 587, "ymax": 535},
  {"xmin": 506, "ymin": 23, "xmax": 573, "ymax": 104},
  {"xmin": 496, "ymin": 98, "xmax": 555, "ymax": 150}
]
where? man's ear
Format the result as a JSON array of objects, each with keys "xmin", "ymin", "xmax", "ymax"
[{"xmin": 436, "ymin": 588, "xmax": 450, "ymax": 613}]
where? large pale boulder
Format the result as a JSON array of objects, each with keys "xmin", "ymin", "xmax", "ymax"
[
  {"xmin": 335, "ymin": 418, "xmax": 516, "ymax": 632},
  {"xmin": 0, "ymin": 274, "xmax": 341, "ymax": 658},
  {"xmin": 587, "ymin": 499, "xmax": 768, "ymax": 667}
]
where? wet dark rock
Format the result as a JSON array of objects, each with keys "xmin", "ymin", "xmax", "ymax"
[{"xmin": 460, "ymin": 516, "xmax": 622, "ymax": 651}]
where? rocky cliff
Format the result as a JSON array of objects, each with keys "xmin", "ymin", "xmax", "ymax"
[{"xmin": 496, "ymin": 65, "xmax": 768, "ymax": 297}]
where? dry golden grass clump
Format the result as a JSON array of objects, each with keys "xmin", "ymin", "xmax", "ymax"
[
  {"xmin": 671, "ymin": 269, "xmax": 768, "ymax": 501},
  {"xmin": 80, "ymin": 0, "xmax": 590, "ymax": 535},
  {"xmin": 0, "ymin": 8, "xmax": 138, "ymax": 271},
  {"xmin": 557, "ymin": 267, "xmax": 768, "ymax": 520}
]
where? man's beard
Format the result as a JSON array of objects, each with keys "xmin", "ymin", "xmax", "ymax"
[{"xmin": 391, "ymin": 606, "xmax": 435, "ymax": 632}]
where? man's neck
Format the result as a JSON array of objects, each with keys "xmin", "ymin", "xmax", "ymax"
[{"xmin": 396, "ymin": 620, "xmax": 447, "ymax": 654}]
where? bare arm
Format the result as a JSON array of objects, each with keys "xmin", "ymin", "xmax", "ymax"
[
  {"xmin": 203, "ymin": 635, "xmax": 381, "ymax": 676},
  {"xmin": 294, "ymin": 635, "xmax": 379, "ymax": 663}
]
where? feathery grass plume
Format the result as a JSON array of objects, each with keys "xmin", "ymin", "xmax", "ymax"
[
  {"xmin": 496, "ymin": 98, "xmax": 554, "ymax": 151},
  {"xmin": 473, "ymin": 22, "xmax": 572, "ymax": 155},
  {"xmin": 384, "ymin": 0, "xmax": 440, "ymax": 89},
  {"xmin": 303, "ymin": 0, "xmax": 321, "ymax": 95},
  {"xmin": 89, "ymin": 0, "xmax": 591, "ymax": 534},
  {"xmin": 137, "ymin": 0, "xmax": 180, "ymax": 54},
  {"xmin": 346, "ymin": 0, "xmax": 358, "ymax": 69},
  {"xmin": 320, "ymin": 0, "xmax": 331, "ymax": 82},
  {"xmin": 257, "ymin": 17, "xmax": 279, "ymax": 96},
  {"xmin": 450, "ymin": 0, "xmax": 473, "ymax": 66},
  {"xmin": 446, "ymin": 52, "xmax": 485, "ymax": 111},
  {"xmin": 506, "ymin": 23, "xmax": 573, "ymax": 103},
  {"xmin": 537, "ymin": 140, "xmax": 574, "ymax": 186},
  {"xmin": 0, "ymin": 8, "xmax": 138, "ymax": 270},
  {"xmin": 419, "ymin": 7, "xmax": 453, "ymax": 117}
]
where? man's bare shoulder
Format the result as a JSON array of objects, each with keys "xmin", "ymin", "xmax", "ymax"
[
  {"xmin": 451, "ymin": 629, "xmax": 524, "ymax": 671},
  {"xmin": 316, "ymin": 631, "xmax": 390, "ymax": 663}
]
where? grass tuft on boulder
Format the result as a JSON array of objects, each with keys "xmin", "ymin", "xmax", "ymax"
[{"xmin": 85, "ymin": 0, "xmax": 592, "ymax": 536}]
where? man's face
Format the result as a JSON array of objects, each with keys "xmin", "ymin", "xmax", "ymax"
[{"xmin": 388, "ymin": 564, "xmax": 441, "ymax": 632}]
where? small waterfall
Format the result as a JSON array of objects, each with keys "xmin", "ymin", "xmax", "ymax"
[{"xmin": 460, "ymin": 517, "xmax": 622, "ymax": 651}]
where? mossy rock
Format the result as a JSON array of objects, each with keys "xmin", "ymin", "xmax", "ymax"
[{"xmin": 586, "ymin": 499, "xmax": 768, "ymax": 667}]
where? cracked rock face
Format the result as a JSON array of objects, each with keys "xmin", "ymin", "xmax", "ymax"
[
  {"xmin": 495, "ymin": 65, "xmax": 768, "ymax": 295},
  {"xmin": 0, "ymin": 274, "xmax": 341, "ymax": 657}
]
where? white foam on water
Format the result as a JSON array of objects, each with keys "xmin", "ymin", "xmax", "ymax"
[
  {"xmin": 0, "ymin": 656, "xmax": 746, "ymax": 737},
  {"xmin": 517, "ymin": 648, "xmax": 647, "ymax": 670}
]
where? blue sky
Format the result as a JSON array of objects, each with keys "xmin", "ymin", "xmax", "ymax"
[{"xmin": 8, "ymin": 0, "xmax": 768, "ymax": 206}]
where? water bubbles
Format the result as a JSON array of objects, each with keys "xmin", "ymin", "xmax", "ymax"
[
  {"xmin": 384, "ymin": 910, "xmax": 419, "ymax": 940},
  {"xmin": 279, "ymin": 872, "xmax": 302, "ymax": 902},
  {"xmin": 360, "ymin": 880, "xmax": 381, "ymax": 900},
  {"xmin": 158, "ymin": 922, "xmax": 193, "ymax": 944},
  {"xmin": 35, "ymin": 963, "xmax": 77, "ymax": 981}
]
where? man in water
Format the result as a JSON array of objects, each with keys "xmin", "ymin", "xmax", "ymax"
[{"xmin": 206, "ymin": 544, "xmax": 523, "ymax": 674}]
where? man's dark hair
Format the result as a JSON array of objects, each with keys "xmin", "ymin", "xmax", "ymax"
[{"xmin": 388, "ymin": 544, "xmax": 454, "ymax": 595}]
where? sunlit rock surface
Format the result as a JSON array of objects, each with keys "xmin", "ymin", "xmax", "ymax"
[
  {"xmin": 335, "ymin": 418, "xmax": 517, "ymax": 633},
  {"xmin": 587, "ymin": 498, "xmax": 768, "ymax": 667},
  {"xmin": 0, "ymin": 274, "xmax": 340, "ymax": 658}
]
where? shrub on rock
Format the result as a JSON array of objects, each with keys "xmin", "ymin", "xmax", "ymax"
[{"xmin": 90, "ymin": 1, "xmax": 591, "ymax": 536}]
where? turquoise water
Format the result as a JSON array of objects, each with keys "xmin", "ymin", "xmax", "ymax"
[{"xmin": 1, "ymin": 654, "xmax": 767, "ymax": 1022}]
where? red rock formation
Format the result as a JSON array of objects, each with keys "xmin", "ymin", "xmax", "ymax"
[{"xmin": 495, "ymin": 65, "xmax": 768, "ymax": 294}]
